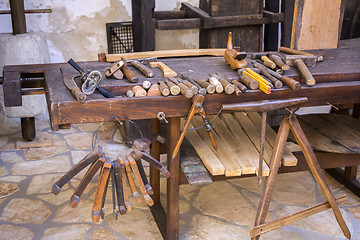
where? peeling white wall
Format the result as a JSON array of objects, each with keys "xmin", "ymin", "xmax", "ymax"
[{"xmin": 0, "ymin": 0, "xmax": 199, "ymax": 63}]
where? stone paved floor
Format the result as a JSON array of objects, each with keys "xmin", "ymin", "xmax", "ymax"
[{"xmin": 0, "ymin": 112, "xmax": 359, "ymax": 240}]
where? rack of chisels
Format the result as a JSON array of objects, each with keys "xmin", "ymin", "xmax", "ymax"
[{"xmin": 51, "ymin": 135, "xmax": 170, "ymax": 222}]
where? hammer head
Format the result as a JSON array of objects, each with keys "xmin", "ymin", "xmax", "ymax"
[
  {"xmin": 250, "ymin": 52, "xmax": 269, "ymax": 59},
  {"xmin": 284, "ymin": 55, "xmax": 317, "ymax": 67}
]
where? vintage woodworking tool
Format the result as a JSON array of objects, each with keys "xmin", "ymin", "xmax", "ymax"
[
  {"xmin": 126, "ymin": 154, "xmax": 154, "ymax": 206},
  {"xmin": 131, "ymin": 60, "xmax": 154, "ymax": 78},
  {"xmin": 269, "ymin": 53, "xmax": 290, "ymax": 71},
  {"xmin": 237, "ymin": 68, "xmax": 261, "ymax": 90},
  {"xmin": 52, "ymin": 146, "xmax": 103, "ymax": 195},
  {"xmin": 100, "ymin": 166, "xmax": 111, "ymax": 219},
  {"xmin": 169, "ymin": 78, "xmax": 193, "ymax": 98},
  {"xmin": 134, "ymin": 155, "xmax": 154, "ymax": 195},
  {"xmin": 251, "ymin": 52, "xmax": 276, "ymax": 69},
  {"xmin": 181, "ymin": 73, "xmax": 207, "ymax": 96},
  {"xmin": 67, "ymin": 58, "xmax": 102, "ymax": 95},
  {"xmin": 158, "ymin": 81, "xmax": 170, "ymax": 96},
  {"xmin": 149, "ymin": 61, "xmax": 177, "ymax": 77},
  {"xmin": 214, "ymin": 72, "xmax": 235, "ymax": 94},
  {"xmin": 105, "ymin": 60, "xmax": 124, "ymax": 79},
  {"xmin": 243, "ymin": 68, "xmax": 271, "ymax": 94},
  {"xmin": 70, "ymin": 157, "xmax": 105, "ymax": 208},
  {"xmin": 132, "ymin": 85, "xmax": 147, "ymax": 97},
  {"xmin": 279, "ymin": 46, "xmax": 324, "ymax": 62},
  {"xmin": 216, "ymin": 72, "xmax": 247, "ymax": 93},
  {"xmin": 181, "ymin": 79, "xmax": 199, "ymax": 95},
  {"xmin": 110, "ymin": 162, "xmax": 118, "ymax": 219},
  {"xmin": 172, "ymin": 95, "xmax": 217, "ymax": 160},
  {"xmin": 251, "ymin": 61, "xmax": 283, "ymax": 89},
  {"xmin": 165, "ymin": 78, "xmax": 181, "ymax": 95},
  {"xmin": 124, "ymin": 158, "xmax": 141, "ymax": 203},
  {"xmin": 63, "ymin": 75, "xmax": 86, "ymax": 102},
  {"xmin": 208, "ymin": 75, "xmax": 224, "ymax": 93},
  {"xmin": 126, "ymin": 89, "xmax": 134, "ymax": 97},
  {"xmin": 284, "ymin": 55, "xmax": 317, "ymax": 86},
  {"xmin": 92, "ymin": 156, "xmax": 112, "ymax": 223},
  {"xmin": 147, "ymin": 84, "xmax": 161, "ymax": 96},
  {"xmin": 119, "ymin": 159, "xmax": 131, "ymax": 211},
  {"xmin": 224, "ymin": 32, "xmax": 248, "ymax": 70},
  {"xmin": 142, "ymin": 80, "xmax": 151, "ymax": 90},
  {"xmin": 121, "ymin": 57, "xmax": 138, "ymax": 83},
  {"xmin": 197, "ymin": 78, "xmax": 215, "ymax": 94},
  {"xmin": 113, "ymin": 160, "xmax": 127, "ymax": 215},
  {"xmin": 222, "ymin": 97, "xmax": 308, "ymax": 185},
  {"xmin": 260, "ymin": 64, "xmax": 301, "ymax": 90}
]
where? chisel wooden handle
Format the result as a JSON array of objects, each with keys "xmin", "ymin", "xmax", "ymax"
[
  {"xmin": 178, "ymin": 82, "xmax": 194, "ymax": 98},
  {"xmin": 52, "ymin": 147, "xmax": 103, "ymax": 195},
  {"xmin": 124, "ymin": 158, "xmax": 141, "ymax": 203},
  {"xmin": 133, "ymin": 85, "xmax": 147, "ymax": 97},
  {"xmin": 181, "ymin": 73, "xmax": 206, "ymax": 95},
  {"xmin": 209, "ymin": 77, "xmax": 224, "ymax": 93},
  {"xmin": 165, "ymin": 79, "xmax": 180, "ymax": 95},
  {"xmin": 239, "ymin": 75, "xmax": 259, "ymax": 90},
  {"xmin": 149, "ymin": 61, "xmax": 177, "ymax": 77},
  {"xmin": 294, "ymin": 59, "xmax": 316, "ymax": 86},
  {"xmin": 219, "ymin": 79, "xmax": 235, "ymax": 94},
  {"xmin": 269, "ymin": 54, "xmax": 290, "ymax": 71},
  {"xmin": 119, "ymin": 159, "xmax": 131, "ymax": 211},
  {"xmin": 70, "ymin": 158, "xmax": 105, "ymax": 208},
  {"xmin": 252, "ymin": 61, "xmax": 283, "ymax": 88},
  {"xmin": 231, "ymin": 80, "xmax": 247, "ymax": 92},
  {"xmin": 261, "ymin": 56, "xmax": 276, "ymax": 69},
  {"xmin": 92, "ymin": 157, "xmax": 111, "ymax": 223},
  {"xmin": 131, "ymin": 60, "xmax": 154, "ymax": 78},
  {"xmin": 280, "ymin": 76, "xmax": 301, "ymax": 90},
  {"xmin": 158, "ymin": 81, "xmax": 170, "ymax": 96},
  {"xmin": 113, "ymin": 161, "xmax": 126, "ymax": 215},
  {"xmin": 181, "ymin": 80, "xmax": 198, "ymax": 95},
  {"xmin": 127, "ymin": 154, "xmax": 154, "ymax": 206},
  {"xmin": 136, "ymin": 158, "xmax": 153, "ymax": 195},
  {"xmin": 121, "ymin": 57, "xmax": 138, "ymax": 83},
  {"xmin": 147, "ymin": 84, "xmax": 161, "ymax": 96},
  {"xmin": 197, "ymin": 79, "xmax": 215, "ymax": 94}
]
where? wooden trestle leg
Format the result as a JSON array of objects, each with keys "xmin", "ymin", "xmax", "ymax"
[{"xmin": 252, "ymin": 114, "xmax": 351, "ymax": 240}]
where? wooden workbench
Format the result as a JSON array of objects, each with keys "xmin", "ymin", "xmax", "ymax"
[{"xmin": 3, "ymin": 38, "xmax": 360, "ymax": 239}]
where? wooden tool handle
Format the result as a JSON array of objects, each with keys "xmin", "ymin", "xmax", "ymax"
[
  {"xmin": 260, "ymin": 56, "xmax": 276, "ymax": 69},
  {"xmin": 219, "ymin": 79, "xmax": 235, "ymax": 94},
  {"xmin": 92, "ymin": 158, "xmax": 111, "ymax": 222},
  {"xmin": 165, "ymin": 79, "xmax": 180, "ymax": 95},
  {"xmin": 280, "ymin": 76, "xmax": 301, "ymax": 90},
  {"xmin": 124, "ymin": 159, "xmax": 141, "ymax": 202},
  {"xmin": 209, "ymin": 77, "xmax": 223, "ymax": 93},
  {"xmin": 113, "ymin": 161, "xmax": 126, "ymax": 215},
  {"xmin": 279, "ymin": 46, "xmax": 314, "ymax": 56},
  {"xmin": 239, "ymin": 75, "xmax": 259, "ymax": 90},
  {"xmin": 147, "ymin": 84, "xmax": 161, "ymax": 96},
  {"xmin": 142, "ymin": 80, "xmax": 151, "ymax": 90},
  {"xmin": 70, "ymin": 158, "xmax": 105, "ymax": 208},
  {"xmin": 126, "ymin": 90, "xmax": 134, "ymax": 97},
  {"xmin": 158, "ymin": 81, "xmax": 170, "ymax": 96},
  {"xmin": 197, "ymin": 79, "xmax": 215, "ymax": 94},
  {"xmin": 70, "ymin": 86, "xmax": 86, "ymax": 102},
  {"xmin": 252, "ymin": 61, "xmax": 282, "ymax": 89},
  {"xmin": 294, "ymin": 59, "xmax": 316, "ymax": 86},
  {"xmin": 181, "ymin": 73, "xmax": 206, "ymax": 95},
  {"xmin": 119, "ymin": 159, "xmax": 131, "ymax": 211},
  {"xmin": 52, "ymin": 147, "xmax": 103, "ymax": 195},
  {"xmin": 177, "ymin": 82, "xmax": 194, "ymax": 98},
  {"xmin": 182, "ymin": 80, "xmax": 198, "ymax": 95},
  {"xmin": 121, "ymin": 57, "xmax": 138, "ymax": 83},
  {"xmin": 135, "ymin": 158, "xmax": 153, "ymax": 195},
  {"xmin": 131, "ymin": 60, "xmax": 154, "ymax": 78},
  {"xmin": 269, "ymin": 54, "xmax": 290, "ymax": 71},
  {"xmin": 133, "ymin": 85, "xmax": 147, "ymax": 97},
  {"xmin": 149, "ymin": 62, "xmax": 177, "ymax": 77},
  {"xmin": 231, "ymin": 80, "xmax": 247, "ymax": 92}
]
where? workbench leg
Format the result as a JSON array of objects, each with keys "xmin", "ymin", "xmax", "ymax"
[
  {"xmin": 253, "ymin": 116, "xmax": 290, "ymax": 240},
  {"xmin": 167, "ymin": 117, "xmax": 180, "ymax": 240},
  {"xmin": 288, "ymin": 114, "xmax": 351, "ymax": 239}
]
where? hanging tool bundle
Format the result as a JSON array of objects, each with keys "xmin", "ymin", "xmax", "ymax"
[{"xmin": 52, "ymin": 135, "xmax": 170, "ymax": 222}]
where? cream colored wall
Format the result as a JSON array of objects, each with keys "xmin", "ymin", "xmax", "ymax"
[{"xmin": 0, "ymin": 0, "xmax": 199, "ymax": 62}]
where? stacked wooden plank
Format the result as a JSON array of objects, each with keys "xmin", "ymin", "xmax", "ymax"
[{"xmin": 185, "ymin": 113, "xmax": 297, "ymax": 177}]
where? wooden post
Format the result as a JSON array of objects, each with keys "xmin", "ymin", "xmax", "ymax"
[
  {"xmin": 10, "ymin": 0, "xmax": 26, "ymax": 34},
  {"xmin": 167, "ymin": 117, "xmax": 180, "ymax": 239}
]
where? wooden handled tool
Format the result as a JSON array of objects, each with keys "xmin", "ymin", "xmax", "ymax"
[
  {"xmin": 132, "ymin": 85, "xmax": 147, "ymax": 97},
  {"xmin": 158, "ymin": 81, "xmax": 170, "ymax": 96},
  {"xmin": 215, "ymin": 72, "xmax": 246, "ymax": 94},
  {"xmin": 251, "ymin": 53, "xmax": 276, "ymax": 69},
  {"xmin": 70, "ymin": 157, "xmax": 105, "ymax": 208},
  {"xmin": 119, "ymin": 159, "xmax": 131, "ymax": 211},
  {"xmin": 215, "ymin": 72, "xmax": 235, "ymax": 94},
  {"xmin": 52, "ymin": 147, "xmax": 103, "ymax": 195},
  {"xmin": 147, "ymin": 84, "xmax": 161, "ymax": 96},
  {"xmin": 284, "ymin": 55, "xmax": 317, "ymax": 86},
  {"xmin": 197, "ymin": 79, "xmax": 215, "ymax": 94},
  {"xmin": 135, "ymin": 157, "xmax": 153, "ymax": 195},
  {"xmin": 269, "ymin": 53, "xmax": 290, "ymax": 71},
  {"xmin": 110, "ymin": 163, "xmax": 119, "ymax": 219},
  {"xmin": 127, "ymin": 154, "xmax": 154, "ymax": 206},
  {"xmin": 181, "ymin": 79, "xmax": 199, "ymax": 95},
  {"xmin": 63, "ymin": 76, "xmax": 86, "ymax": 102},
  {"xmin": 121, "ymin": 57, "xmax": 138, "ymax": 83},
  {"xmin": 92, "ymin": 157, "xmax": 112, "ymax": 223},
  {"xmin": 149, "ymin": 61, "xmax": 177, "ymax": 77},
  {"xmin": 131, "ymin": 60, "xmax": 154, "ymax": 78},
  {"xmin": 100, "ymin": 166, "xmax": 111, "ymax": 219},
  {"xmin": 261, "ymin": 65, "xmax": 300, "ymax": 90},
  {"xmin": 237, "ymin": 68, "xmax": 260, "ymax": 90},
  {"xmin": 165, "ymin": 78, "xmax": 181, "ymax": 95},
  {"xmin": 279, "ymin": 46, "xmax": 323, "ymax": 62},
  {"xmin": 113, "ymin": 161, "xmax": 127, "ymax": 215},
  {"xmin": 224, "ymin": 32, "xmax": 248, "ymax": 70},
  {"xmin": 181, "ymin": 73, "xmax": 207, "ymax": 96},
  {"xmin": 209, "ymin": 76, "xmax": 224, "ymax": 93},
  {"xmin": 142, "ymin": 80, "xmax": 151, "ymax": 90},
  {"xmin": 251, "ymin": 61, "xmax": 283, "ymax": 89},
  {"xmin": 105, "ymin": 60, "xmax": 124, "ymax": 79},
  {"xmin": 124, "ymin": 158, "xmax": 141, "ymax": 203},
  {"xmin": 169, "ymin": 78, "xmax": 193, "ymax": 98}
]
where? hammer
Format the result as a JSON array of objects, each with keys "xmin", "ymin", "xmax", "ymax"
[{"xmin": 284, "ymin": 55, "xmax": 317, "ymax": 86}]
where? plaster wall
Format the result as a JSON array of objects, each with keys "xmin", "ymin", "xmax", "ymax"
[{"xmin": 0, "ymin": 0, "xmax": 199, "ymax": 63}]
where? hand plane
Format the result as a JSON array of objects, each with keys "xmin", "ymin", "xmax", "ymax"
[{"xmin": 224, "ymin": 32, "xmax": 248, "ymax": 70}]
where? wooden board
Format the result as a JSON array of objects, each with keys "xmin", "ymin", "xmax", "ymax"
[
  {"xmin": 296, "ymin": 114, "xmax": 360, "ymax": 154},
  {"xmin": 291, "ymin": 0, "xmax": 343, "ymax": 50},
  {"xmin": 246, "ymin": 112, "xmax": 298, "ymax": 166}
]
